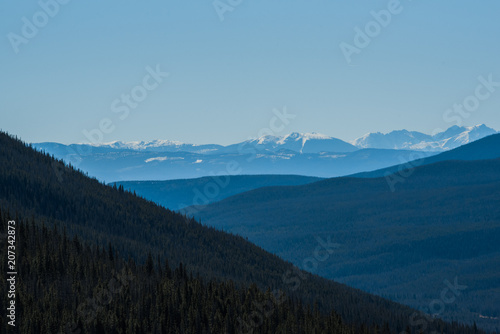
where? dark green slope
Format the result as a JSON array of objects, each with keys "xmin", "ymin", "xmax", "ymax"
[
  {"xmin": 113, "ymin": 175, "xmax": 323, "ymax": 211},
  {"xmin": 189, "ymin": 157, "xmax": 500, "ymax": 331},
  {"xmin": 353, "ymin": 133, "xmax": 500, "ymax": 178},
  {"xmin": 0, "ymin": 131, "xmax": 482, "ymax": 333},
  {"xmin": 0, "ymin": 216, "xmax": 357, "ymax": 334}
]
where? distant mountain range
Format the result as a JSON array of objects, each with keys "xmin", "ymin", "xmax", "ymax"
[
  {"xmin": 33, "ymin": 144, "xmax": 437, "ymax": 182},
  {"xmin": 82, "ymin": 139, "xmax": 225, "ymax": 154},
  {"xmin": 33, "ymin": 124, "xmax": 496, "ymax": 182},
  {"xmin": 351, "ymin": 124, "xmax": 496, "ymax": 151},
  {"xmin": 353, "ymin": 132, "xmax": 500, "ymax": 179},
  {"xmin": 109, "ymin": 131, "xmax": 500, "ymax": 212},
  {"xmin": 64, "ymin": 124, "xmax": 496, "ymax": 153},
  {"xmin": 224, "ymin": 132, "xmax": 358, "ymax": 154}
]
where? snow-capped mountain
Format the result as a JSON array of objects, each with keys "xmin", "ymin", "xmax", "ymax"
[
  {"xmin": 37, "ymin": 125, "xmax": 497, "ymax": 159},
  {"xmin": 32, "ymin": 125, "xmax": 497, "ymax": 182},
  {"xmin": 351, "ymin": 124, "xmax": 497, "ymax": 151},
  {"xmin": 442, "ymin": 125, "xmax": 498, "ymax": 149},
  {"xmin": 85, "ymin": 140, "xmax": 223, "ymax": 154},
  {"xmin": 230, "ymin": 132, "xmax": 358, "ymax": 154}
]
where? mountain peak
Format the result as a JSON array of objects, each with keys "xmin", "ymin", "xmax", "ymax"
[
  {"xmin": 352, "ymin": 125, "xmax": 497, "ymax": 151},
  {"xmin": 469, "ymin": 124, "xmax": 489, "ymax": 131},
  {"xmin": 244, "ymin": 132, "xmax": 357, "ymax": 154}
]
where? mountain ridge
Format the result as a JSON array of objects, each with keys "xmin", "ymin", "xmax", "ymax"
[
  {"xmin": 351, "ymin": 124, "xmax": 496, "ymax": 151},
  {"xmin": 113, "ymin": 174, "xmax": 324, "ymax": 211},
  {"xmin": 36, "ymin": 124, "xmax": 497, "ymax": 155},
  {"xmin": 32, "ymin": 125, "xmax": 496, "ymax": 182},
  {"xmin": 353, "ymin": 132, "xmax": 500, "ymax": 179},
  {"xmin": 31, "ymin": 145, "xmax": 437, "ymax": 182}
]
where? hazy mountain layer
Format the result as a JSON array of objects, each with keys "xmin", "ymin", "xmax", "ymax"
[
  {"xmin": 188, "ymin": 135, "xmax": 500, "ymax": 331},
  {"xmin": 114, "ymin": 175, "xmax": 323, "ymax": 211},
  {"xmin": 351, "ymin": 124, "xmax": 496, "ymax": 151}
]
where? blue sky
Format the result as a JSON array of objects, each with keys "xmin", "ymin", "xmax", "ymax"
[{"xmin": 1, "ymin": 0, "xmax": 500, "ymax": 145}]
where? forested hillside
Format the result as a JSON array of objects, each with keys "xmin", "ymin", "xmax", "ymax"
[
  {"xmin": 189, "ymin": 146, "xmax": 500, "ymax": 331},
  {"xmin": 0, "ymin": 216, "xmax": 361, "ymax": 334},
  {"xmin": 0, "ymin": 131, "xmax": 484, "ymax": 333}
]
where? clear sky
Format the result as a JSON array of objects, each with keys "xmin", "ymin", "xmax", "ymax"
[{"xmin": 1, "ymin": 0, "xmax": 500, "ymax": 145}]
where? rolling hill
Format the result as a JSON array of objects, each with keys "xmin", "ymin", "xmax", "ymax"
[
  {"xmin": 187, "ymin": 135, "xmax": 500, "ymax": 331},
  {"xmin": 113, "ymin": 175, "xmax": 323, "ymax": 211}
]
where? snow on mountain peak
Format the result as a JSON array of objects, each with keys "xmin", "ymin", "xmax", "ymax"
[
  {"xmin": 77, "ymin": 125, "xmax": 496, "ymax": 155},
  {"xmin": 351, "ymin": 125, "xmax": 497, "ymax": 151},
  {"xmin": 247, "ymin": 132, "xmax": 357, "ymax": 154},
  {"xmin": 90, "ymin": 139, "xmax": 185, "ymax": 150}
]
